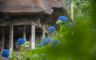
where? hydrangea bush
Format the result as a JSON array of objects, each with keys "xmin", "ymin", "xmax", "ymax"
[
  {"xmin": 10, "ymin": 16, "xmax": 73, "ymax": 60},
  {"xmin": 1, "ymin": 15, "xmax": 96, "ymax": 60}
]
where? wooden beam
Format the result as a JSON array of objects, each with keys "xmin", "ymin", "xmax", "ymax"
[
  {"xmin": 1, "ymin": 27, "xmax": 5, "ymax": 51},
  {"xmin": 9, "ymin": 25, "xmax": 14, "ymax": 54},
  {"xmin": 42, "ymin": 24, "xmax": 46, "ymax": 38},
  {"xmin": 23, "ymin": 26, "xmax": 26, "ymax": 43},
  {"xmin": 30, "ymin": 24, "xmax": 35, "ymax": 49},
  {"xmin": 0, "ymin": 20, "xmax": 42, "ymax": 28}
]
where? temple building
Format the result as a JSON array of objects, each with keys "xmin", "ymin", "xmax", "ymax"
[{"xmin": 0, "ymin": 0, "xmax": 66, "ymax": 52}]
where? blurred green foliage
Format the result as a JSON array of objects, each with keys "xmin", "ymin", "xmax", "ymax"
[{"xmin": 67, "ymin": 0, "xmax": 91, "ymax": 19}]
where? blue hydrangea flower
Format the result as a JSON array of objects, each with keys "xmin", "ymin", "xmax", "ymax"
[
  {"xmin": 38, "ymin": 43, "xmax": 44, "ymax": 47},
  {"xmin": 1, "ymin": 49, "xmax": 9, "ymax": 58},
  {"xmin": 58, "ymin": 16, "xmax": 68, "ymax": 22},
  {"xmin": 52, "ymin": 40, "xmax": 60, "ymax": 45},
  {"xmin": 16, "ymin": 38, "xmax": 25, "ymax": 46},
  {"xmin": 48, "ymin": 26, "xmax": 56, "ymax": 33},
  {"xmin": 38, "ymin": 38, "xmax": 51, "ymax": 47},
  {"xmin": 42, "ymin": 38, "xmax": 51, "ymax": 45},
  {"xmin": 69, "ymin": 22, "xmax": 74, "ymax": 27}
]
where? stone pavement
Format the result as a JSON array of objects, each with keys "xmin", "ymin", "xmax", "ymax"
[{"xmin": 0, "ymin": 57, "xmax": 9, "ymax": 60}]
